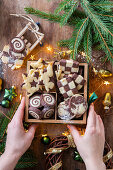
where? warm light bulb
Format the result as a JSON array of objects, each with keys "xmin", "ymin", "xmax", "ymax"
[
  {"xmin": 81, "ymin": 51, "xmax": 86, "ymax": 57},
  {"xmin": 104, "ymin": 81, "xmax": 110, "ymax": 85},
  {"xmin": 46, "ymin": 46, "xmax": 53, "ymax": 52}
]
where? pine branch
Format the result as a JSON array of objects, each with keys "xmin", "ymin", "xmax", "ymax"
[
  {"xmin": 92, "ymin": 24, "xmax": 113, "ymax": 63},
  {"xmin": 16, "ymin": 150, "xmax": 38, "ymax": 168},
  {"xmin": 80, "ymin": 0, "xmax": 113, "ymax": 37},
  {"xmin": 70, "ymin": 17, "xmax": 89, "ymax": 59},
  {"xmin": 25, "ymin": 7, "xmax": 61, "ymax": 23},
  {"xmin": 83, "ymin": 24, "xmax": 92, "ymax": 61},
  {"xmin": 55, "ymin": 0, "xmax": 74, "ymax": 14},
  {"xmin": 89, "ymin": 0, "xmax": 113, "ymax": 12},
  {"xmin": 60, "ymin": 0, "xmax": 79, "ymax": 26},
  {"xmin": 0, "ymin": 103, "xmax": 19, "ymax": 140}
]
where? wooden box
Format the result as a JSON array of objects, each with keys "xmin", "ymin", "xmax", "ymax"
[{"xmin": 25, "ymin": 61, "xmax": 88, "ymax": 124}]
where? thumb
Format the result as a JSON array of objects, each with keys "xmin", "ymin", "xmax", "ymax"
[
  {"xmin": 67, "ymin": 125, "xmax": 80, "ymax": 144},
  {"xmin": 26, "ymin": 124, "xmax": 38, "ymax": 140}
]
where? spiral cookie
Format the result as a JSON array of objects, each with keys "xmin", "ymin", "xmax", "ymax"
[
  {"xmin": 29, "ymin": 94, "xmax": 42, "ymax": 108},
  {"xmin": 41, "ymin": 94, "xmax": 56, "ymax": 107},
  {"xmin": 58, "ymin": 100, "xmax": 76, "ymax": 120},
  {"xmin": 10, "ymin": 37, "xmax": 25, "ymax": 53},
  {"xmin": 42, "ymin": 107, "xmax": 54, "ymax": 119},
  {"xmin": 69, "ymin": 94, "xmax": 87, "ymax": 117},
  {"xmin": 29, "ymin": 107, "xmax": 42, "ymax": 119}
]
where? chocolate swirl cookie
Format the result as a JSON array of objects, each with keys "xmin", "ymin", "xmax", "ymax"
[
  {"xmin": 41, "ymin": 94, "xmax": 56, "ymax": 107},
  {"xmin": 29, "ymin": 94, "xmax": 42, "ymax": 108},
  {"xmin": 10, "ymin": 37, "xmax": 25, "ymax": 53}
]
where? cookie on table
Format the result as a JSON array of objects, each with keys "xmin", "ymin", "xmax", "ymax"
[
  {"xmin": 58, "ymin": 99, "xmax": 76, "ymax": 120},
  {"xmin": 69, "ymin": 94, "xmax": 87, "ymax": 118},
  {"xmin": 57, "ymin": 77, "xmax": 78, "ymax": 99},
  {"xmin": 72, "ymin": 73, "xmax": 86, "ymax": 90},
  {"xmin": 29, "ymin": 94, "xmax": 42, "ymax": 108},
  {"xmin": 40, "ymin": 94, "xmax": 56, "ymax": 107},
  {"xmin": 29, "ymin": 107, "xmax": 43, "ymax": 119},
  {"xmin": 22, "ymin": 73, "xmax": 42, "ymax": 97},
  {"xmin": 59, "ymin": 59, "xmax": 79, "ymax": 74},
  {"xmin": 42, "ymin": 107, "xmax": 54, "ymax": 119}
]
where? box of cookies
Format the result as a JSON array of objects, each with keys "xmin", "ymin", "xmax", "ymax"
[{"xmin": 22, "ymin": 58, "xmax": 88, "ymax": 124}]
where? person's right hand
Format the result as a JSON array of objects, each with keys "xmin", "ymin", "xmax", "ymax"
[{"xmin": 68, "ymin": 104, "xmax": 106, "ymax": 170}]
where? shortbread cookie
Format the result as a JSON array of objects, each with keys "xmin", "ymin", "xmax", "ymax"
[
  {"xmin": 60, "ymin": 73, "xmax": 86, "ymax": 90},
  {"xmin": 57, "ymin": 77, "xmax": 78, "ymax": 99},
  {"xmin": 72, "ymin": 74, "xmax": 86, "ymax": 90},
  {"xmin": 29, "ymin": 107, "xmax": 42, "ymax": 119},
  {"xmin": 69, "ymin": 94, "xmax": 87, "ymax": 117},
  {"xmin": 59, "ymin": 59, "xmax": 79, "ymax": 74},
  {"xmin": 58, "ymin": 99, "xmax": 75, "ymax": 120}
]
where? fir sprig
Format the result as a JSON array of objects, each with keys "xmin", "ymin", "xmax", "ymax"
[{"xmin": 25, "ymin": 0, "xmax": 113, "ymax": 63}]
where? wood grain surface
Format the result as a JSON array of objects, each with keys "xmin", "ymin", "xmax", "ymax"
[{"xmin": 0, "ymin": 0, "xmax": 113, "ymax": 170}]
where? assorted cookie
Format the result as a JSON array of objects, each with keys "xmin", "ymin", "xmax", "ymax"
[
  {"xmin": 23, "ymin": 58, "xmax": 87, "ymax": 121},
  {"xmin": 28, "ymin": 93, "xmax": 56, "ymax": 119},
  {"xmin": 58, "ymin": 94, "xmax": 87, "ymax": 120},
  {"xmin": 57, "ymin": 77, "xmax": 78, "ymax": 98},
  {"xmin": 22, "ymin": 58, "xmax": 55, "ymax": 97}
]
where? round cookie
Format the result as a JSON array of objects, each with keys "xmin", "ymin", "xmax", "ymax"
[
  {"xmin": 41, "ymin": 94, "xmax": 56, "ymax": 107},
  {"xmin": 29, "ymin": 107, "xmax": 43, "ymax": 119},
  {"xmin": 69, "ymin": 94, "xmax": 87, "ymax": 117},
  {"xmin": 58, "ymin": 99, "xmax": 76, "ymax": 120},
  {"xmin": 42, "ymin": 107, "xmax": 54, "ymax": 119},
  {"xmin": 10, "ymin": 37, "xmax": 25, "ymax": 53},
  {"xmin": 29, "ymin": 94, "xmax": 42, "ymax": 108}
]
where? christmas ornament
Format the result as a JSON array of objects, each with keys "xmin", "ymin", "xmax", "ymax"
[
  {"xmin": 4, "ymin": 86, "xmax": 17, "ymax": 101},
  {"xmin": 74, "ymin": 150, "xmax": 83, "ymax": 162},
  {"xmin": 41, "ymin": 135, "xmax": 51, "ymax": 145},
  {"xmin": 88, "ymin": 92, "xmax": 98, "ymax": 106},
  {"xmin": 93, "ymin": 68, "xmax": 112, "ymax": 78},
  {"xmin": 103, "ymin": 93, "xmax": 112, "ymax": 112},
  {"xmin": 0, "ymin": 78, "xmax": 2, "ymax": 91},
  {"xmin": 0, "ymin": 100, "xmax": 10, "ymax": 108}
]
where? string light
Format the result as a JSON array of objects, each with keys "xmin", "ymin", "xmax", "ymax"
[
  {"xmin": 104, "ymin": 81, "xmax": 111, "ymax": 85},
  {"xmin": 46, "ymin": 46, "xmax": 53, "ymax": 52},
  {"xmin": 30, "ymin": 55, "xmax": 35, "ymax": 60}
]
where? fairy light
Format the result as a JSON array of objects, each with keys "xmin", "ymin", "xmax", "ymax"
[
  {"xmin": 15, "ymin": 65, "xmax": 21, "ymax": 69},
  {"xmin": 30, "ymin": 55, "xmax": 35, "ymax": 60},
  {"xmin": 81, "ymin": 51, "xmax": 86, "ymax": 57},
  {"xmin": 20, "ymin": 94, "xmax": 22, "ymax": 100},
  {"xmin": 46, "ymin": 46, "xmax": 53, "ymax": 52},
  {"xmin": 104, "ymin": 81, "xmax": 111, "ymax": 85}
]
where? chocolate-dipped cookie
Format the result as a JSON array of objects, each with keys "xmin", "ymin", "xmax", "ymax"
[
  {"xmin": 41, "ymin": 94, "xmax": 56, "ymax": 107},
  {"xmin": 58, "ymin": 99, "xmax": 75, "ymax": 120},
  {"xmin": 29, "ymin": 94, "xmax": 42, "ymax": 108},
  {"xmin": 69, "ymin": 94, "xmax": 87, "ymax": 117},
  {"xmin": 42, "ymin": 107, "xmax": 54, "ymax": 119},
  {"xmin": 29, "ymin": 107, "xmax": 42, "ymax": 119}
]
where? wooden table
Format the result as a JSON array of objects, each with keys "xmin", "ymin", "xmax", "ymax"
[{"xmin": 0, "ymin": 0, "xmax": 113, "ymax": 169}]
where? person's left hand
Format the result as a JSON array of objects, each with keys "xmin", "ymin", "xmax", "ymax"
[{"xmin": 5, "ymin": 97, "xmax": 37, "ymax": 160}]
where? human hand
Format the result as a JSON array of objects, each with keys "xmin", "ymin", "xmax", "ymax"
[
  {"xmin": 5, "ymin": 97, "xmax": 37, "ymax": 160},
  {"xmin": 68, "ymin": 104, "xmax": 106, "ymax": 170}
]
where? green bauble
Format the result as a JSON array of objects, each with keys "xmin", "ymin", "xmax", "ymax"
[
  {"xmin": 1, "ymin": 100, "xmax": 10, "ymax": 108},
  {"xmin": 74, "ymin": 150, "xmax": 83, "ymax": 162},
  {"xmin": 41, "ymin": 135, "xmax": 51, "ymax": 145},
  {"xmin": 4, "ymin": 87, "xmax": 17, "ymax": 101}
]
